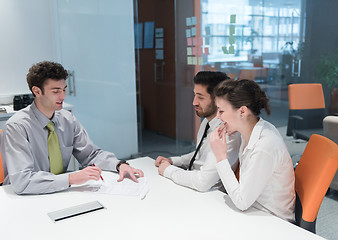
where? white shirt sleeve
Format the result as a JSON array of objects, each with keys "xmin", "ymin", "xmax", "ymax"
[
  {"xmin": 170, "ymin": 151, "xmax": 194, "ymax": 169},
  {"xmin": 216, "ymin": 149, "xmax": 275, "ymax": 211},
  {"xmin": 163, "ymin": 127, "xmax": 241, "ymax": 192},
  {"xmin": 164, "ymin": 151, "xmax": 220, "ymax": 192}
]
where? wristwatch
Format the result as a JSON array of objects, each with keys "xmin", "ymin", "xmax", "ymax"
[{"xmin": 116, "ymin": 161, "xmax": 129, "ymax": 172}]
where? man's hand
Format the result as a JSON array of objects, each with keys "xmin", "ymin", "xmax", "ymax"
[
  {"xmin": 69, "ymin": 166, "xmax": 102, "ymax": 186},
  {"xmin": 117, "ymin": 163, "xmax": 144, "ymax": 183},
  {"xmin": 155, "ymin": 156, "xmax": 173, "ymax": 167},
  {"xmin": 158, "ymin": 161, "xmax": 171, "ymax": 176}
]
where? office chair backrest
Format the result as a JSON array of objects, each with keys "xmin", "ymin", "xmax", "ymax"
[
  {"xmin": 238, "ymin": 68, "xmax": 268, "ymax": 81},
  {"xmin": 0, "ymin": 129, "xmax": 3, "ymax": 184},
  {"xmin": 202, "ymin": 64, "xmax": 218, "ymax": 71},
  {"xmin": 288, "ymin": 83, "xmax": 325, "ymax": 110},
  {"xmin": 294, "ymin": 134, "xmax": 338, "ymax": 233},
  {"xmin": 287, "ymin": 84, "xmax": 325, "ymax": 137},
  {"xmin": 227, "ymin": 72, "xmax": 237, "ymax": 80}
]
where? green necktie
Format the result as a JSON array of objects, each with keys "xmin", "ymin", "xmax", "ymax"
[{"xmin": 46, "ymin": 121, "xmax": 63, "ymax": 174}]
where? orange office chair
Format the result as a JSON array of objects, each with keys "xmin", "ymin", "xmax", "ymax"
[
  {"xmin": 238, "ymin": 68, "xmax": 268, "ymax": 83},
  {"xmin": 294, "ymin": 134, "xmax": 338, "ymax": 233},
  {"xmin": 202, "ymin": 64, "xmax": 218, "ymax": 71},
  {"xmin": 0, "ymin": 129, "xmax": 3, "ymax": 184},
  {"xmin": 227, "ymin": 72, "xmax": 237, "ymax": 80},
  {"xmin": 287, "ymin": 83, "xmax": 325, "ymax": 141}
]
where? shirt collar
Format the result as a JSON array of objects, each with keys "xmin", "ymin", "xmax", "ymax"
[
  {"xmin": 245, "ymin": 117, "xmax": 265, "ymax": 150},
  {"xmin": 31, "ymin": 101, "xmax": 59, "ymax": 128},
  {"xmin": 208, "ymin": 116, "xmax": 222, "ymax": 131}
]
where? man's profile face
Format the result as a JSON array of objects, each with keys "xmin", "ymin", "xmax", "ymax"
[
  {"xmin": 193, "ymin": 84, "xmax": 217, "ymax": 119},
  {"xmin": 33, "ymin": 79, "xmax": 67, "ymax": 118}
]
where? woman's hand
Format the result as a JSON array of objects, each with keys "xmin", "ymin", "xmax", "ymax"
[{"xmin": 210, "ymin": 124, "xmax": 228, "ymax": 162}]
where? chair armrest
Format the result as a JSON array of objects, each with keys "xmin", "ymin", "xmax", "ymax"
[{"xmin": 290, "ymin": 115, "xmax": 304, "ymax": 121}]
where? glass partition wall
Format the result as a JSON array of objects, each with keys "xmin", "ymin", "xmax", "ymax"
[
  {"xmin": 200, "ymin": 0, "xmax": 304, "ymax": 128},
  {"xmin": 135, "ymin": 0, "xmax": 338, "ymax": 158}
]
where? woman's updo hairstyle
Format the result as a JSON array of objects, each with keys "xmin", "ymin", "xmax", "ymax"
[{"xmin": 214, "ymin": 79, "xmax": 270, "ymax": 116}]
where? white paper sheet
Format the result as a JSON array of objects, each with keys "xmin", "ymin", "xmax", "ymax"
[
  {"xmin": 98, "ymin": 177, "xmax": 148, "ymax": 197},
  {"xmin": 70, "ymin": 173, "xmax": 150, "ymax": 198}
]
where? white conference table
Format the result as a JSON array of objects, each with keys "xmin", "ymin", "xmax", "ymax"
[{"xmin": 0, "ymin": 157, "xmax": 323, "ymax": 240}]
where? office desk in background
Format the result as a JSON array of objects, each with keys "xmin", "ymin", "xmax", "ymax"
[
  {"xmin": 0, "ymin": 157, "xmax": 323, "ymax": 240},
  {"xmin": 0, "ymin": 102, "xmax": 73, "ymax": 129}
]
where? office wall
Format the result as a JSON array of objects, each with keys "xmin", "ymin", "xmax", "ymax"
[
  {"xmin": 56, "ymin": 0, "xmax": 138, "ymax": 158},
  {"xmin": 0, "ymin": 0, "xmax": 57, "ymax": 99},
  {"xmin": 0, "ymin": 0, "xmax": 139, "ymax": 158},
  {"xmin": 302, "ymin": 0, "xmax": 338, "ymax": 107}
]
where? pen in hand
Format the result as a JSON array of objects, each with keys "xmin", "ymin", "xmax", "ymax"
[{"xmin": 92, "ymin": 163, "xmax": 104, "ymax": 182}]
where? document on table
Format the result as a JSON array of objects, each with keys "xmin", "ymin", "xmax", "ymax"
[
  {"xmin": 70, "ymin": 173, "xmax": 150, "ymax": 198},
  {"xmin": 98, "ymin": 177, "xmax": 148, "ymax": 197}
]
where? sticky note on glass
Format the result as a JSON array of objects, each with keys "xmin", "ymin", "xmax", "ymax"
[
  {"xmin": 186, "ymin": 29, "xmax": 191, "ymax": 38},
  {"xmin": 187, "ymin": 47, "xmax": 192, "ymax": 55},
  {"xmin": 187, "ymin": 56, "xmax": 193, "ymax": 65},
  {"xmin": 194, "ymin": 37, "xmax": 203, "ymax": 46},
  {"xmin": 187, "ymin": 38, "xmax": 192, "ymax": 46},
  {"xmin": 192, "ymin": 57, "xmax": 197, "ymax": 65},
  {"xmin": 230, "ymin": 14, "xmax": 236, "ymax": 23},
  {"xmin": 191, "ymin": 27, "xmax": 196, "ymax": 36},
  {"xmin": 191, "ymin": 16, "xmax": 197, "ymax": 25},
  {"xmin": 204, "ymin": 47, "xmax": 209, "ymax": 55},
  {"xmin": 144, "ymin": 21, "xmax": 155, "ymax": 49},
  {"xmin": 198, "ymin": 57, "xmax": 204, "ymax": 65},
  {"xmin": 229, "ymin": 45, "xmax": 235, "ymax": 54},
  {"xmin": 186, "ymin": 17, "xmax": 192, "ymax": 26},
  {"xmin": 222, "ymin": 46, "xmax": 228, "ymax": 54},
  {"xmin": 192, "ymin": 47, "xmax": 197, "ymax": 55},
  {"xmin": 229, "ymin": 36, "xmax": 235, "ymax": 44},
  {"xmin": 155, "ymin": 50, "xmax": 164, "ymax": 60},
  {"xmin": 229, "ymin": 25, "xmax": 235, "ymax": 35},
  {"xmin": 155, "ymin": 28, "xmax": 164, "ymax": 38},
  {"xmin": 155, "ymin": 38, "xmax": 164, "ymax": 49},
  {"xmin": 197, "ymin": 47, "xmax": 203, "ymax": 56}
]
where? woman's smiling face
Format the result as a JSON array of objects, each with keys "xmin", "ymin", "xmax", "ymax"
[{"xmin": 215, "ymin": 96, "xmax": 241, "ymax": 133}]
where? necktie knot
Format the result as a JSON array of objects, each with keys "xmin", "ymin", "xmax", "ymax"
[{"xmin": 46, "ymin": 121, "xmax": 55, "ymax": 132}]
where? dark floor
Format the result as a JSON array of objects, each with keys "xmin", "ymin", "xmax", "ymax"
[{"xmin": 140, "ymin": 129, "xmax": 196, "ymax": 160}]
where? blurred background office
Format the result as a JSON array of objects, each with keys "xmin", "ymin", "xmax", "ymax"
[{"xmin": 0, "ymin": 0, "xmax": 337, "ymax": 239}]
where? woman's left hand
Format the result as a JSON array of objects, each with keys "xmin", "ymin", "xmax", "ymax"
[{"xmin": 210, "ymin": 124, "xmax": 228, "ymax": 162}]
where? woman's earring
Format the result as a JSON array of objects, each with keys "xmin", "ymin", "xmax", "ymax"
[{"xmin": 240, "ymin": 114, "xmax": 243, "ymax": 118}]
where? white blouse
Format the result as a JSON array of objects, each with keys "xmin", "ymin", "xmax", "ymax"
[{"xmin": 216, "ymin": 118, "xmax": 295, "ymax": 222}]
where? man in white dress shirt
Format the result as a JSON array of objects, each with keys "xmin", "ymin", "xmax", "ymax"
[{"xmin": 155, "ymin": 71, "xmax": 241, "ymax": 192}]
